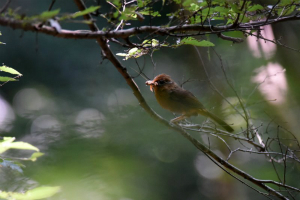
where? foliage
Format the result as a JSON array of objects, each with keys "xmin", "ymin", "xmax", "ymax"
[{"xmin": 0, "ymin": 65, "xmax": 22, "ymax": 82}]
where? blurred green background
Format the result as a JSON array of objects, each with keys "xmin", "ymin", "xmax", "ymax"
[{"xmin": 1, "ymin": 1, "xmax": 300, "ymax": 200}]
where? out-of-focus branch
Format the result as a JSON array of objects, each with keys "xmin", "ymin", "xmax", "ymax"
[
  {"xmin": 217, "ymin": 33, "xmax": 244, "ymax": 43},
  {"xmin": 0, "ymin": 0, "xmax": 11, "ymax": 14}
]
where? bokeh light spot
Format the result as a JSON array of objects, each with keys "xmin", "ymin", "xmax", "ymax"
[
  {"xmin": 13, "ymin": 88, "xmax": 47, "ymax": 118},
  {"xmin": 0, "ymin": 96, "xmax": 15, "ymax": 132}
]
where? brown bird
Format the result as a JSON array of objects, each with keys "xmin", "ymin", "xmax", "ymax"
[{"xmin": 145, "ymin": 74, "xmax": 234, "ymax": 132}]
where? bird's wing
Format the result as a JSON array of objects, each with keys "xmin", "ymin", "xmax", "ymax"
[{"xmin": 169, "ymin": 87, "xmax": 206, "ymax": 110}]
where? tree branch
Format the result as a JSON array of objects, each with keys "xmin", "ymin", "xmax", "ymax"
[{"xmin": 0, "ymin": 14, "xmax": 300, "ymax": 40}]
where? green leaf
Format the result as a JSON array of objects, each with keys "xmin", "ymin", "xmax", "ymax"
[
  {"xmin": 39, "ymin": 9, "xmax": 60, "ymax": 20},
  {"xmin": 137, "ymin": 0, "xmax": 143, "ymax": 7},
  {"xmin": 214, "ymin": 6, "xmax": 229, "ymax": 15},
  {"xmin": 72, "ymin": 6, "xmax": 100, "ymax": 18},
  {"xmin": 283, "ymin": 5, "xmax": 296, "ymax": 16},
  {"xmin": 0, "ymin": 137, "xmax": 39, "ymax": 154},
  {"xmin": 8, "ymin": 142, "xmax": 40, "ymax": 151},
  {"xmin": 229, "ymin": 3, "xmax": 242, "ymax": 13},
  {"xmin": 139, "ymin": 10, "xmax": 161, "ymax": 17},
  {"xmin": 182, "ymin": 0, "xmax": 194, "ymax": 7},
  {"xmin": 0, "ymin": 65, "xmax": 22, "ymax": 75},
  {"xmin": 0, "ymin": 76, "xmax": 16, "ymax": 82},
  {"xmin": 29, "ymin": 152, "xmax": 45, "ymax": 162},
  {"xmin": 0, "ymin": 186, "xmax": 61, "ymax": 200},
  {"xmin": 248, "ymin": 4, "xmax": 264, "ymax": 12},
  {"xmin": 119, "ymin": 7, "xmax": 139, "ymax": 20},
  {"xmin": 179, "ymin": 37, "xmax": 215, "ymax": 47},
  {"xmin": 212, "ymin": 16, "xmax": 225, "ymax": 20},
  {"xmin": 190, "ymin": 3, "xmax": 200, "ymax": 11},
  {"xmin": 226, "ymin": 18, "xmax": 234, "ymax": 25},
  {"xmin": 279, "ymin": 0, "xmax": 295, "ymax": 6}
]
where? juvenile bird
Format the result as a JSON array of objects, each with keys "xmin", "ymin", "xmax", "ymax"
[{"xmin": 146, "ymin": 74, "xmax": 234, "ymax": 132}]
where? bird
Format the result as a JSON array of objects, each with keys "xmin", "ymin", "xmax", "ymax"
[{"xmin": 145, "ymin": 74, "xmax": 234, "ymax": 132}]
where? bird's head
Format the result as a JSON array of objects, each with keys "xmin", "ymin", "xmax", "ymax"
[{"xmin": 145, "ymin": 74, "xmax": 173, "ymax": 92}]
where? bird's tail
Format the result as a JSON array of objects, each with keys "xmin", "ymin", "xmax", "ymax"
[{"xmin": 200, "ymin": 110, "xmax": 234, "ymax": 132}]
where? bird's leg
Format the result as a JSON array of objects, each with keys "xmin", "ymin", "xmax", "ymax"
[{"xmin": 170, "ymin": 115, "xmax": 188, "ymax": 124}]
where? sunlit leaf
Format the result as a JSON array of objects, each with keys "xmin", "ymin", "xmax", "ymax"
[
  {"xmin": 40, "ymin": 9, "xmax": 60, "ymax": 19},
  {"xmin": 0, "ymin": 65, "xmax": 22, "ymax": 75},
  {"xmin": 72, "ymin": 6, "xmax": 100, "ymax": 18},
  {"xmin": 116, "ymin": 46, "xmax": 150, "ymax": 60},
  {"xmin": 0, "ymin": 137, "xmax": 39, "ymax": 154},
  {"xmin": 8, "ymin": 142, "xmax": 40, "ymax": 151},
  {"xmin": 128, "ymin": 47, "xmax": 139, "ymax": 55},
  {"xmin": 29, "ymin": 152, "xmax": 45, "ymax": 162},
  {"xmin": 142, "ymin": 39, "xmax": 159, "ymax": 47},
  {"xmin": 190, "ymin": 3, "xmax": 199, "ymax": 11}
]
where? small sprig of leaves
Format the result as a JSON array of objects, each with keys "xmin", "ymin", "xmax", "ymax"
[
  {"xmin": 117, "ymin": 37, "xmax": 214, "ymax": 60},
  {"xmin": 0, "ymin": 64, "xmax": 22, "ymax": 86},
  {"xmin": 117, "ymin": 39, "xmax": 166, "ymax": 60},
  {"xmin": 0, "ymin": 137, "xmax": 44, "ymax": 175}
]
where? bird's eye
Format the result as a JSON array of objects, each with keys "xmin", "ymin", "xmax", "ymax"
[{"xmin": 157, "ymin": 80, "xmax": 165, "ymax": 85}]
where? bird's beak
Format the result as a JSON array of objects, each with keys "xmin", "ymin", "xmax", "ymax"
[{"xmin": 145, "ymin": 80, "xmax": 157, "ymax": 92}]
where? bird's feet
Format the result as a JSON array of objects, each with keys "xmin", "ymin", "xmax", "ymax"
[{"xmin": 170, "ymin": 115, "xmax": 187, "ymax": 123}]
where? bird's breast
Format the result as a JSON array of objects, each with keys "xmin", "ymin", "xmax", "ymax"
[{"xmin": 154, "ymin": 86, "xmax": 186, "ymax": 114}]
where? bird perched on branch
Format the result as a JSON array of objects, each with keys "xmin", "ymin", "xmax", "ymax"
[{"xmin": 146, "ymin": 74, "xmax": 234, "ymax": 132}]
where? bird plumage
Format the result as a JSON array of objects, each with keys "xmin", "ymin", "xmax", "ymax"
[{"xmin": 146, "ymin": 74, "xmax": 234, "ymax": 132}]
